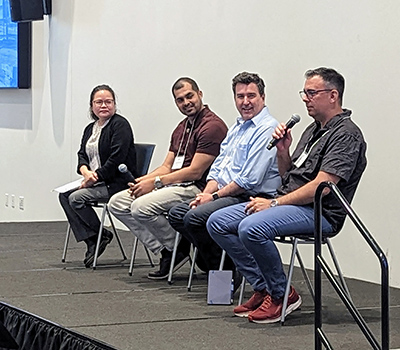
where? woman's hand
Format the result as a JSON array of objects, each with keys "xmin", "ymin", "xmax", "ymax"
[{"xmin": 80, "ymin": 168, "xmax": 98, "ymax": 188}]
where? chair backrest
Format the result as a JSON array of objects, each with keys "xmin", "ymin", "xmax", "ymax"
[{"xmin": 135, "ymin": 143, "xmax": 156, "ymax": 177}]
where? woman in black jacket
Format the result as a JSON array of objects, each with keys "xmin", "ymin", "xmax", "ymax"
[{"xmin": 59, "ymin": 84, "xmax": 136, "ymax": 267}]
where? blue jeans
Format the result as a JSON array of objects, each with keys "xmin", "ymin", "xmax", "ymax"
[{"xmin": 207, "ymin": 202, "xmax": 333, "ymax": 299}]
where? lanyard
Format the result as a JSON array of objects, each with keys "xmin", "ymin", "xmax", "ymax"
[
  {"xmin": 293, "ymin": 115, "xmax": 350, "ymax": 168},
  {"xmin": 176, "ymin": 118, "xmax": 196, "ymax": 160},
  {"xmin": 293, "ymin": 130, "xmax": 329, "ymax": 168}
]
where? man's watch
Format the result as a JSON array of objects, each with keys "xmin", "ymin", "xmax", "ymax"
[
  {"xmin": 211, "ymin": 192, "xmax": 220, "ymax": 201},
  {"xmin": 270, "ymin": 199, "xmax": 279, "ymax": 207},
  {"xmin": 154, "ymin": 176, "xmax": 164, "ymax": 190}
]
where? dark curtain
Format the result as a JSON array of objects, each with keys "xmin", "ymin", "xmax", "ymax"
[{"xmin": 0, "ymin": 302, "xmax": 117, "ymax": 350}]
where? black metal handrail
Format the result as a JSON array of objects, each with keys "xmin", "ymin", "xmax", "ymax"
[{"xmin": 314, "ymin": 181, "xmax": 389, "ymax": 350}]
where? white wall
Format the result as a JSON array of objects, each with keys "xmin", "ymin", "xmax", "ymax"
[{"xmin": 0, "ymin": 0, "xmax": 399, "ymax": 288}]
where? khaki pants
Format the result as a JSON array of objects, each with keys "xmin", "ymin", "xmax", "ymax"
[{"xmin": 108, "ymin": 185, "xmax": 200, "ymax": 254}]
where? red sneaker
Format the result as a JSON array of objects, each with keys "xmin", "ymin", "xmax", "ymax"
[
  {"xmin": 248, "ymin": 286, "xmax": 302, "ymax": 324},
  {"xmin": 233, "ymin": 289, "xmax": 267, "ymax": 317}
]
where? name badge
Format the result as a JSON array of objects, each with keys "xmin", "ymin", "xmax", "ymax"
[{"xmin": 172, "ymin": 155, "xmax": 185, "ymax": 170}]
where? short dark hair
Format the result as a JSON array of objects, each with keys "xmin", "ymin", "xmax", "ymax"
[
  {"xmin": 89, "ymin": 84, "xmax": 116, "ymax": 120},
  {"xmin": 232, "ymin": 72, "xmax": 265, "ymax": 96},
  {"xmin": 305, "ymin": 67, "xmax": 345, "ymax": 105},
  {"xmin": 172, "ymin": 77, "xmax": 200, "ymax": 97}
]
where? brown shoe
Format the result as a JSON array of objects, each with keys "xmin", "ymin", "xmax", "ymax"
[
  {"xmin": 233, "ymin": 289, "xmax": 267, "ymax": 317},
  {"xmin": 248, "ymin": 286, "xmax": 302, "ymax": 324}
]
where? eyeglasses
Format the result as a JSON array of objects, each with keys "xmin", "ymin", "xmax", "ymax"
[
  {"xmin": 92, "ymin": 99, "xmax": 114, "ymax": 107},
  {"xmin": 299, "ymin": 89, "xmax": 332, "ymax": 100}
]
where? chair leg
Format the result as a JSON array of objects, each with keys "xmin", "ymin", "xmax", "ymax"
[
  {"xmin": 144, "ymin": 246, "xmax": 155, "ymax": 267},
  {"xmin": 92, "ymin": 205, "xmax": 107, "ymax": 270},
  {"xmin": 296, "ymin": 248, "xmax": 315, "ymax": 301},
  {"xmin": 129, "ymin": 236, "xmax": 140, "ymax": 276},
  {"xmin": 187, "ymin": 248, "xmax": 226, "ymax": 291},
  {"xmin": 106, "ymin": 207, "xmax": 127, "ymax": 260},
  {"xmin": 219, "ymin": 250, "xmax": 226, "ymax": 271},
  {"xmin": 281, "ymin": 237, "xmax": 299, "ymax": 324},
  {"xmin": 129, "ymin": 236, "xmax": 155, "ymax": 276},
  {"xmin": 187, "ymin": 247, "xmax": 198, "ymax": 291},
  {"xmin": 168, "ymin": 232, "xmax": 181, "ymax": 285},
  {"xmin": 62, "ymin": 224, "xmax": 71, "ymax": 262},
  {"xmin": 276, "ymin": 236, "xmax": 351, "ymax": 325},
  {"xmin": 326, "ymin": 238, "xmax": 352, "ymax": 301},
  {"xmin": 237, "ymin": 276, "xmax": 246, "ymax": 305}
]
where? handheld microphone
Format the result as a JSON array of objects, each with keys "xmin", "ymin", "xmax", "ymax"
[
  {"xmin": 267, "ymin": 114, "xmax": 301, "ymax": 150},
  {"xmin": 118, "ymin": 164, "xmax": 136, "ymax": 183}
]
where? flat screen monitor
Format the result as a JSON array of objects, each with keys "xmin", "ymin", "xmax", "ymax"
[{"xmin": 0, "ymin": 0, "xmax": 31, "ymax": 89}]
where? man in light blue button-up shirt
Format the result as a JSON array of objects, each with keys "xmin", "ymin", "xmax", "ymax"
[
  {"xmin": 207, "ymin": 105, "xmax": 281, "ymax": 197},
  {"xmin": 169, "ymin": 72, "xmax": 281, "ymax": 273}
]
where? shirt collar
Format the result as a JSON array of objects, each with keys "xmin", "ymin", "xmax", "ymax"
[
  {"xmin": 185, "ymin": 105, "xmax": 209, "ymax": 128},
  {"xmin": 236, "ymin": 106, "xmax": 269, "ymax": 126},
  {"xmin": 314, "ymin": 109, "xmax": 352, "ymax": 131}
]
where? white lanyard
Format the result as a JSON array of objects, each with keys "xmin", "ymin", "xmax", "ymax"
[
  {"xmin": 172, "ymin": 118, "xmax": 196, "ymax": 170},
  {"xmin": 293, "ymin": 130, "xmax": 330, "ymax": 168},
  {"xmin": 293, "ymin": 115, "xmax": 350, "ymax": 168}
]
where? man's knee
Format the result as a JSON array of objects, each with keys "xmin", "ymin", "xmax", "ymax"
[
  {"xmin": 130, "ymin": 197, "xmax": 161, "ymax": 222},
  {"xmin": 183, "ymin": 208, "xmax": 208, "ymax": 231},
  {"xmin": 168, "ymin": 202, "xmax": 190, "ymax": 229},
  {"xmin": 108, "ymin": 190, "xmax": 132, "ymax": 214},
  {"xmin": 206, "ymin": 211, "xmax": 225, "ymax": 237},
  {"xmin": 238, "ymin": 219, "xmax": 275, "ymax": 246}
]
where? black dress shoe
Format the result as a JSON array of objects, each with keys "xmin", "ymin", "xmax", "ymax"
[
  {"xmin": 83, "ymin": 239, "xmax": 96, "ymax": 267},
  {"xmin": 84, "ymin": 230, "xmax": 114, "ymax": 268},
  {"xmin": 147, "ymin": 250, "xmax": 189, "ymax": 280}
]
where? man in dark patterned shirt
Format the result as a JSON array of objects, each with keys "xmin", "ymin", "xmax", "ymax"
[{"xmin": 207, "ymin": 67, "xmax": 367, "ymax": 324}]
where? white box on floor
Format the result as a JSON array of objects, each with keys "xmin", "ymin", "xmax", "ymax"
[{"xmin": 207, "ymin": 270, "xmax": 233, "ymax": 305}]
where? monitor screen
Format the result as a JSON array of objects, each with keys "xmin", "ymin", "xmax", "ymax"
[{"xmin": 0, "ymin": 0, "xmax": 31, "ymax": 89}]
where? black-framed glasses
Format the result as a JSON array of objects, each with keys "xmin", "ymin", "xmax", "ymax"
[
  {"xmin": 92, "ymin": 99, "xmax": 114, "ymax": 107},
  {"xmin": 299, "ymin": 89, "xmax": 332, "ymax": 100}
]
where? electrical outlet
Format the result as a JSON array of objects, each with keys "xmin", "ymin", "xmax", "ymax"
[
  {"xmin": 5, "ymin": 193, "xmax": 9, "ymax": 207},
  {"xmin": 19, "ymin": 196, "xmax": 24, "ymax": 210},
  {"xmin": 11, "ymin": 194, "xmax": 15, "ymax": 208}
]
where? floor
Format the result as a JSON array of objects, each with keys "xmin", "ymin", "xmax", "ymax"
[{"xmin": 0, "ymin": 221, "xmax": 399, "ymax": 350}]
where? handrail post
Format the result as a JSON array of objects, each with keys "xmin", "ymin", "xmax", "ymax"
[{"xmin": 314, "ymin": 181, "xmax": 389, "ymax": 350}]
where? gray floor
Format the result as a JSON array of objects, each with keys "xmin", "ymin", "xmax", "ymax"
[{"xmin": 0, "ymin": 221, "xmax": 399, "ymax": 350}]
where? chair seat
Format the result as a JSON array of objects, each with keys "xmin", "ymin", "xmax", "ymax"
[{"xmin": 62, "ymin": 143, "xmax": 156, "ymax": 270}]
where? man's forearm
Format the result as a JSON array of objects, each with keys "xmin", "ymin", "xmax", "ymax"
[
  {"xmin": 277, "ymin": 149, "xmax": 292, "ymax": 177},
  {"xmin": 215, "ymin": 181, "xmax": 245, "ymax": 198},
  {"xmin": 203, "ymin": 180, "xmax": 219, "ymax": 194},
  {"xmin": 160, "ymin": 166, "xmax": 203, "ymax": 185},
  {"xmin": 276, "ymin": 171, "xmax": 340, "ymax": 206},
  {"xmin": 142, "ymin": 165, "xmax": 171, "ymax": 180}
]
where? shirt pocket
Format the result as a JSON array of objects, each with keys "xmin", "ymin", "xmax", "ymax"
[{"xmin": 232, "ymin": 143, "xmax": 248, "ymax": 170}]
